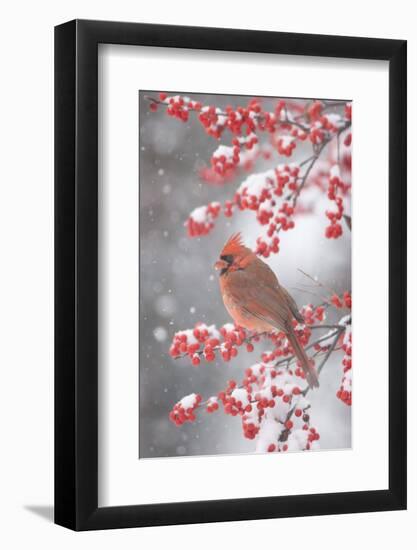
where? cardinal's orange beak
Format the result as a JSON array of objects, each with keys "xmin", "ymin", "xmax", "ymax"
[{"xmin": 214, "ymin": 259, "xmax": 229, "ymax": 271}]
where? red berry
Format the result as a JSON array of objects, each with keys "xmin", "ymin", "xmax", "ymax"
[{"xmin": 191, "ymin": 355, "xmax": 200, "ymax": 367}]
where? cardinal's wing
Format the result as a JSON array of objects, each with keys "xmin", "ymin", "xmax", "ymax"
[{"xmin": 224, "ymin": 270, "xmax": 293, "ymax": 331}]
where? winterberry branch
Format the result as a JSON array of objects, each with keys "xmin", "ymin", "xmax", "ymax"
[
  {"xmin": 148, "ymin": 93, "xmax": 353, "ymax": 452},
  {"xmin": 147, "ymin": 92, "xmax": 351, "ymax": 254},
  {"xmin": 145, "ymin": 94, "xmax": 310, "ymax": 132}
]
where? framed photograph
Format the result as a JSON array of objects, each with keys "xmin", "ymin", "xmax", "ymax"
[{"xmin": 55, "ymin": 19, "xmax": 406, "ymax": 530}]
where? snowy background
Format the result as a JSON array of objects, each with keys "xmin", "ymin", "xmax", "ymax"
[{"xmin": 139, "ymin": 91, "xmax": 351, "ymax": 459}]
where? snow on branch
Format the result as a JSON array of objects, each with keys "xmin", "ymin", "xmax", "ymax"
[
  {"xmin": 168, "ymin": 292, "xmax": 352, "ymax": 453},
  {"xmin": 147, "ymin": 93, "xmax": 352, "ymax": 257}
]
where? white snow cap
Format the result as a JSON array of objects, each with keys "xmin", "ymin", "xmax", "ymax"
[{"xmin": 179, "ymin": 393, "xmax": 198, "ymax": 410}]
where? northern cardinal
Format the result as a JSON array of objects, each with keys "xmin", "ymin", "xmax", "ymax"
[{"xmin": 214, "ymin": 233, "xmax": 319, "ymax": 388}]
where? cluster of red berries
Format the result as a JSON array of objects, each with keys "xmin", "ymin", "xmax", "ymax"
[
  {"xmin": 207, "ymin": 134, "xmax": 260, "ymax": 175},
  {"xmin": 235, "ymin": 164, "xmax": 299, "ymax": 214},
  {"xmin": 243, "ymin": 420, "xmax": 260, "ymax": 440},
  {"xmin": 198, "ymin": 106, "xmax": 227, "ymax": 139},
  {"xmin": 210, "ymin": 145, "xmax": 241, "ymax": 176},
  {"xmin": 194, "ymin": 98, "xmax": 264, "ymax": 141},
  {"xmin": 337, "ymin": 327, "xmax": 352, "ymax": 406},
  {"xmin": 219, "ymin": 324, "xmax": 252, "ymax": 361},
  {"xmin": 169, "ymin": 393, "xmax": 202, "ymax": 425},
  {"xmin": 255, "ymin": 235, "xmax": 280, "ymax": 257},
  {"xmin": 305, "ymin": 427, "xmax": 321, "ymax": 448},
  {"xmin": 239, "ymin": 364, "xmax": 317, "ymax": 451},
  {"xmin": 218, "ymin": 384, "xmax": 253, "ymax": 417},
  {"xmin": 307, "ymin": 104, "xmax": 347, "ymax": 145},
  {"xmin": 330, "ymin": 291, "xmax": 352, "ymax": 309},
  {"xmin": 271, "ymin": 421, "xmax": 320, "ymax": 453},
  {"xmin": 325, "ymin": 164, "xmax": 351, "ymax": 239},
  {"xmin": 307, "ymin": 101, "xmax": 323, "ymax": 122},
  {"xmin": 187, "ymin": 161, "xmax": 300, "ymax": 242},
  {"xmin": 150, "ymin": 95, "xmax": 351, "ymax": 169},
  {"xmin": 309, "ymin": 126, "xmax": 326, "ymax": 145},
  {"xmin": 150, "ymin": 94, "xmax": 350, "ymax": 161},
  {"xmin": 149, "ymin": 93, "xmax": 351, "ymax": 258},
  {"xmin": 169, "ymin": 322, "xmax": 253, "ymax": 366},
  {"xmin": 320, "ymin": 113, "xmax": 345, "ymax": 133},
  {"xmin": 237, "ymin": 364, "xmax": 313, "ymax": 445},
  {"xmin": 205, "ymin": 397, "xmax": 219, "ymax": 413},
  {"xmin": 276, "ymin": 201, "xmax": 296, "ymax": 230},
  {"xmin": 185, "ymin": 202, "xmax": 221, "ymax": 237},
  {"xmin": 231, "ymin": 164, "xmax": 299, "ymax": 257},
  {"xmin": 199, "ymin": 141, "xmax": 267, "ymax": 185},
  {"xmin": 169, "ymin": 323, "xmax": 220, "ymax": 365},
  {"xmin": 276, "ymin": 135, "xmax": 297, "ymax": 157},
  {"xmin": 149, "ymin": 93, "xmax": 203, "ymax": 122},
  {"xmin": 168, "ymin": 315, "xmax": 338, "ymax": 452},
  {"xmin": 302, "ymin": 303, "xmax": 326, "ymax": 324}
]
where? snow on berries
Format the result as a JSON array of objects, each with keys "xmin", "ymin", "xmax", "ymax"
[
  {"xmin": 185, "ymin": 202, "xmax": 221, "ymax": 237},
  {"xmin": 169, "ymin": 393, "xmax": 202, "ymax": 425},
  {"xmin": 172, "ymin": 357, "xmax": 332, "ymax": 450},
  {"xmin": 167, "ymin": 298, "xmax": 351, "ymax": 453},
  {"xmin": 147, "ymin": 92, "xmax": 351, "ymax": 257},
  {"xmin": 210, "ymin": 145, "xmax": 241, "ymax": 176},
  {"xmin": 206, "ymin": 396, "xmax": 219, "ymax": 413},
  {"xmin": 276, "ymin": 135, "xmax": 297, "ymax": 157},
  {"xmin": 169, "ymin": 322, "xmax": 247, "ymax": 365},
  {"xmin": 233, "ymin": 164, "xmax": 299, "ymax": 257}
]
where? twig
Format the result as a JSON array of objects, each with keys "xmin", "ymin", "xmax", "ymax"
[
  {"xmin": 291, "ymin": 286, "xmax": 332, "ymax": 305},
  {"xmin": 297, "ymin": 268, "xmax": 338, "ymax": 301},
  {"xmin": 289, "ymin": 120, "xmax": 351, "ymax": 207}
]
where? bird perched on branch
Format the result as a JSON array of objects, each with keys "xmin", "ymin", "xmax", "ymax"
[{"xmin": 214, "ymin": 233, "xmax": 319, "ymax": 388}]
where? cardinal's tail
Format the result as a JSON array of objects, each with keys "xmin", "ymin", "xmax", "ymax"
[{"xmin": 286, "ymin": 328, "xmax": 319, "ymax": 389}]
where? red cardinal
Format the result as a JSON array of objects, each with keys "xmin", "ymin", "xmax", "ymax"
[{"xmin": 214, "ymin": 233, "xmax": 319, "ymax": 388}]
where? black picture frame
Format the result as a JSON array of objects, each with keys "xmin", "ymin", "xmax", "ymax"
[{"xmin": 55, "ymin": 19, "xmax": 407, "ymax": 531}]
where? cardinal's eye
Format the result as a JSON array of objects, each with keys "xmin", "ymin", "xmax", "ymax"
[{"xmin": 220, "ymin": 254, "xmax": 234, "ymax": 264}]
